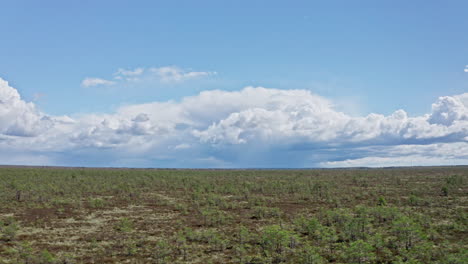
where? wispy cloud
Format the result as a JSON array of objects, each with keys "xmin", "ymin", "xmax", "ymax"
[
  {"xmin": 115, "ymin": 67, "xmax": 145, "ymax": 77},
  {"xmin": 464, "ymin": 65, "xmax": 468, "ymax": 72},
  {"xmin": 149, "ymin": 66, "xmax": 216, "ymax": 82},
  {"xmin": 81, "ymin": 77, "xmax": 115, "ymax": 87},
  {"xmin": 82, "ymin": 66, "xmax": 216, "ymax": 86},
  {"xmin": 114, "ymin": 67, "xmax": 145, "ymax": 81}
]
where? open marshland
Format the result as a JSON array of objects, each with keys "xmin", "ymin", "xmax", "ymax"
[{"xmin": 0, "ymin": 167, "xmax": 466, "ymax": 263}]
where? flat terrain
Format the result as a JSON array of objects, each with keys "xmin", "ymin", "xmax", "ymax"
[{"xmin": 0, "ymin": 167, "xmax": 466, "ymax": 263}]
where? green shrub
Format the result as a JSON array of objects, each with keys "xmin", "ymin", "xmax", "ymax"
[
  {"xmin": 40, "ymin": 250, "xmax": 56, "ymax": 264},
  {"xmin": 377, "ymin": 196, "xmax": 387, "ymax": 206},
  {"xmin": 0, "ymin": 217, "xmax": 18, "ymax": 241},
  {"xmin": 392, "ymin": 216, "xmax": 424, "ymax": 251},
  {"xmin": 114, "ymin": 218, "xmax": 133, "ymax": 232},
  {"xmin": 153, "ymin": 240, "xmax": 172, "ymax": 263},
  {"xmin": 88, "ymin": 197, "xmax": 106, "ymax": 208},
  {"xmin": 342, "ymin": 240, "xmax": 376, "ymax": 264},
  {"xmin": 296, "ymin": 245, "xmax": 325, "ymax": 264},
  {"xmin": 260, "ymin": 225, "xmax": 298, "ymax": 255},
  {"xmin": 445, "ymin": 175, "xmax": 464, "ymax": 186},
  {"xmin": 175, "ymin": 203, "xmax": 188, "ymax": 214},
  {"xmin": 293, "ymin": 216, "xmax": 322, "ymax": 239},
  {"xmin": 238, "ymin": 225, "xmax": 251, "ymax": 245},
  {"xmin": 124, "ymin": 240, "xmax": 138, "ymax": 256},
  {"xmin": 200, "ymin": 207, "xmax": 229, "ymax": 226},
  {"xmin": 251, "ymin": 206, "xmax": 281, "ymax": 219},
  {"xmin": 441, "ymin": 185, "xmax": 449, "ymax": 196}
]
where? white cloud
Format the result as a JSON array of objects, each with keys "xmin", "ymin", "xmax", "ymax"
[
  {"xmin": 464, "ymin": 65, "xmax": 468, "ymax": 72},
  {"xmin": 115, "ymin": 67, "xmax": 145, "ymax": 77},
  {"xmin": 113, "ymin": 68, "xmax": 145, "ymax": 81},
  {"xmin": 321, "ymin": 142, "xmax": 468, "ymax": 167},
  {"xmin": 428, "ymin": 93, "xmax": 468, "ymax": 126},
  {"xmin": 173, "ymin": 143, "xmax": 191, "ymax": 150},
  {"xmin": 0, "ymin": 78, "xmax": 54, "ymax": 137},
  {"xmin": 193, "ymin": 89, "xmax": 468, "ymax": 147},
  {"xmin": 86, "ymin": 66, "xmax": 216, "ymax": 85},
  {"xmin": 149, "ymin": 66, "xmax": 216, "ymax": 82},
  {"xmin": 81, "ymin": 77, "xmax": 115, "ymax": 87},
  {"xmin": 1, "ymin": 77, "xmax": 468, "ymax": 167}
]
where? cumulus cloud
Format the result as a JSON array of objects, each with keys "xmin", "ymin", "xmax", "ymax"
[
  {"xmin": 1, "ymin": 77, "xmax": 467, "ymax": 167},
  {"xmin": 428, "ymin": 93, "xmax": 468, "ymax": 126},
  {"xmin": 0, "ymin": 78, "xmax": 55, "ymax": 137},
  {"xmin": 193, "ymin": 89, "xmax": 468, "ymax": 147},
  {"xmin": 465, "ymin": 65, "xmax": 468, "ymax": 72},
  {"xmin": 81, "ymin": 77, "xmax": 115, "ymax": 87}
]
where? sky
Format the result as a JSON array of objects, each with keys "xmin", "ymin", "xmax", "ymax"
[{"xmin": 0, "ymin": 0, "xmax": 467, "ymax": 168}]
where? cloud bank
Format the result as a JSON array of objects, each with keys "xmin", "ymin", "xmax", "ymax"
[{"xmin": 1, "ymin": 77, "xmax": 467, "ymax": 167}]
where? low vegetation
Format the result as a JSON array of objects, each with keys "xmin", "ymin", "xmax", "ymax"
[{"xmin": 0, "ymin": 166, "xmax": 466, "ymax": 263}]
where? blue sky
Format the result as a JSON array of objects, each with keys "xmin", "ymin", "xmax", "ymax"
[{"xmin": 0, "ymin": 0, "xmax": 467, "ymax": 167}]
